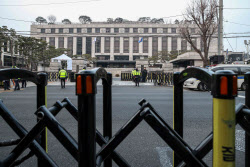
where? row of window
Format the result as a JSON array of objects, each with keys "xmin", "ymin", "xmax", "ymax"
[
  {"xmin": 42, "ymin": 36, "xmax": 202, "ymax": 55},
  {"xmin": 40, "ymin": 27, "xmax": 194, "ymax": 34},
  {"xmin": 95, "ymin": 55, "xmax": 149, "ymax": 61}
]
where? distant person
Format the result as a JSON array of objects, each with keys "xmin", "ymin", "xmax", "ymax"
[
  {"xmin": 134, "ymin": 68, "xmax": 141, "ymax": 87},
  {"xmin": 4, "ymin": 80, "xmax": 10, "ymax": 90},
  {"xmin": 59, "ymin": 67, "xmax": 68, "ymax": 88},
  {"xmin": 12, "ymin": 65, "xmax": 20, "ymax": 91},
  {"xmin": 131, "ymin": 68, "xmax": 136, "ymax": 82},
  {"xmin": 142, "ymin": 67, "xmax": 148, "ymax": 82},
  {"xmin": 82, "ymin": 67, "xmax": 86, "ymax": 70}
]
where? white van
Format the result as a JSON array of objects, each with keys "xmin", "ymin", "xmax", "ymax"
[{"xmin": 183, "ymin": 65, "xmax": 250, "ymax": 91}]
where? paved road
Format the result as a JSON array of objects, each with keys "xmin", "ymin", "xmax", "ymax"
[{"xmin": 0, "ymin": 85, "xmax": 246, "ymax": 167}]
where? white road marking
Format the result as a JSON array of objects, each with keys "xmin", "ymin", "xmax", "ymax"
[
  {"xmin": 236, "ymin": 130, "xmax": 245, "ymax": 152},
  {"xmin": 156, "ymin": 130, "xmax": 245, "ymax": 167},
  {"xmin": 156, "ymin": 147, "xmax": 173, "ymax": 167},
  {"xmin": 238, "ymin": 95, "xmax": 245, "ymax": 98}
]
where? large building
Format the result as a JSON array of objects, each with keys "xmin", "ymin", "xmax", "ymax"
[{"xmin": 30, "ymin": 21, "xmax": 218, "ymax": 71}]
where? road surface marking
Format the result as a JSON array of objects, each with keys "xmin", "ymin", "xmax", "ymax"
[
  {"xmin": 156, "ymin": 147, "xmax": 173, "ymax": 167},
  {"xmin": 156, "ymin": 130, "xmax": 245, "ymax": 167}
]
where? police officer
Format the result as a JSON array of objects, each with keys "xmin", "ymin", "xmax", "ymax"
[
  {"xmin": 59, "ymin": 67, "xmax": 68, "ymax": 88},
  {"xmin": 134, "ymin": 68, "xmax": 141, "ymax": 87},
  {"xmin": 82, "ymin": 67, "xmax": 86, "ymax": 70},
  {"xmin": 12, "ymin": 65, "xmax": 20, "ymax": 91}
]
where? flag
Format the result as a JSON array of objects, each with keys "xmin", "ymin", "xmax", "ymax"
[
  {"xmin": 93, "ymin": 37, "xmax": 97, "ymax": 42},
  {"xmin": 138, "ymin": 37, "xmax": 143, "ymax": 43}
]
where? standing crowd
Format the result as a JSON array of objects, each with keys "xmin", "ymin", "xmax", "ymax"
[{"xmin": 3, "ymin": 66, "xmax": 27, "ymax": 91}]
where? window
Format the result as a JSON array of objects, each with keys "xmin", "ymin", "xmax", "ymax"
[
  {"xmin": 105, "ymin": 37, "xmax": 110, "ymax": 53},
  {"xmin": 49, "ymin": 37, "xmax": 55, "ymax": 46},
  {"xmin": 152, "ymin": 37, "xmax": 158, "ymax": 56},
  {"xmin": 133, "ymin": 37, "xmax": 139, "ymax": 53},
  {"xmin": 77, "ymin": 28, "xmax": 82, "ymax": 33},
  {"xmin": 69, "ymin": 28, "xmax": 73, "ymax": 33},
  {"xmin": 125, "ymin": 28, "xmax": 130, "ymax": 33},
  {"xmin": 152, "ymin": 28, "xmax": 157, "ymax": 33},
  {"xmin": 162, "ymin": 37, "xmax": 168, "ymax": 52},
  {"xmin": 144, "ymin": 28, "xmax": 148, "ymax": 33},
  {"xmin": 224, "ymin": 67, "xmax": 239, "ymax": 74},
  {"xmin": 87, "ymin": 28, "xmax": 92, "ymax": 33},
  {"xmin": 123, "ymin": 37, "xmax": 129, "ymax": 53},
  {"xmin": 51, "ymin": 28, "xmax": 55, "ymax": 34},
  {"xmin": 96, "ymin": 55, "xmax": 110, "ymax": 60},
  {"xmin": 143, "ymin": 37, "xmax": 148, "ymax": 53},
  {"xmin": 163, "ymin": 28, "xmax": 168, "ymax": 33},
  {"xmin": 95, "ymin": 37, "xmax": 101, "ymax": 53},
  {"xmin": 181, "ymin": 39, "xmax": 187, "ymax": 51},
  {"xmin": 41, "ymin": 28, "xmax": 45, "ymax": 33},
  {"xmin": 59, "ymin": 37, "xmax": 64, "ymax": 48},
  {"xmin": 114, "ymin": 37, "xmax": 120, "ymax": 53},
  {"xmin": 67, "ymin": 37, "xmax": 73, "ymax": 55},
  {"xmin": 191, "ymin": 38, "xmax": 197, "ymax": 51},
  {"xmin": 114, "ymin": 28, "xmax": 119, "ymax": 33},
  {"xmin": 114, "ymin": 56, "xmax": 129, "ymax": 60},
  {"xmin": 133, "ymin": 28, "xmax": 138, "ymax": 33},
  {"xmin": 171, "ymin": 28, "xmax": 176, "ymax": 33},
  {"xmin": 77, "ymin": 37, "xmax": 82, "ymax": 55},
  {"xmin": 41, "ymin": 37, "xmax": 46, "ymax": 42},
  {"xmin": 106, "ymin": 28, "xmax": 110, "ymax": 33},
  {"xmin": 191, "ymin": 28, "xmax": 195, "ymax": 34},
  {"xmin": 59, "ymin": 28, "xmax": 63, "ymax": 33},
  {"xmin": 95, "ymin": 28, "xmax": 100, "ymax": 33},
  {"xmin": 171, "ymin": 37, "xmax": 177, "ymax": 51},
  {"xmin": 86, "ymin": 37, "xmax": 92, "ymax": 54}
]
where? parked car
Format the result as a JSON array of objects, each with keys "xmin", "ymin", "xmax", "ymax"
[{"xmin": 183, "ymin": 64, "xmax": 250, "ymax": 91}]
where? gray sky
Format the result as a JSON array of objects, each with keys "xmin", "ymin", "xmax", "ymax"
[{"xmin": 0, "ymin": 0, "xmax": 249, "ymax": 53}]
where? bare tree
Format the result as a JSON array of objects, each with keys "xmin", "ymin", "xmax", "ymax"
[
  {"xmin": 179, "ymin": 0, "xmax": 218, "ymax": 67},
  {"xmin": 48, "ymin": 15, "xmax": 56, "ymax": 24}
]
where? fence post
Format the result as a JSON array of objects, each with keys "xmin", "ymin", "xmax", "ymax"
[
  {"xmin": 244, "ymin": 72, "xmax": 250, "ymax": 167},
  {"xmin": 211, "ymin": 70, "xmax": 237, "ymax": 167},
  {"xmin": 76, "ymin": 73, "xmax": 96, "ymax": 167},
  {"xmin": 103, "ymin": 73, "xmax": 112, "ymax": 167},
  {"xmin": 37, "ymin": 73, "xmax": 48, "ymax": 167},
  {"xmin": 173, "ymin": 72, "xmax": 183, "ymax": 167}
]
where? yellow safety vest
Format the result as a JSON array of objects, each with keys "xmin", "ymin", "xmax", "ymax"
[
  {"xmin": 59, "ymin": 69, "xmax": 67, "ymax": 78},
  {"xmin": 134, "ymin": 71, "xmax": 141, "ymax": 76},
  {"xmin": 132, "ymin": 70, "xmax": 136, "ymax": 76}
]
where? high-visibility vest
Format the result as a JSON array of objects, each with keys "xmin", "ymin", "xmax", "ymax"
[
  {"xmin": 134, "ymin": 71, "xmax": 141, "ymax": 76},
  {"xmin": 82, "ymin": 69, "xmax": 85, "ymax": 70},
  {"xmin": 132, "ymin": 70, "xmax": 136, "ymax": 76},
  {"xmin": 59, "ymin": 69, "xmax": 67, "ymax": 78}
]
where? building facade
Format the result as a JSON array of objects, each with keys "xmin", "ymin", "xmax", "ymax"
[{"xmin": 30, "ymin": 22, "xmax": 218, "ymax": 70}]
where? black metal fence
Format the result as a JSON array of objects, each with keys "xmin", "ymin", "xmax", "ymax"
[
  {"xmin": 121, "ymin": 72, "xmax": 173, "ymax": 85},
  {"xmin": 0, "ymin": 67, "xmax": 250, "ymax": 167}
]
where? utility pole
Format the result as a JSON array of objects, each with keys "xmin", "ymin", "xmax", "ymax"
[
  {"xmin": 218, "ymin": 0, "xmax": 223, "ymax": 55},
  {"xmin": 245, "ymin": 40, "xmax": 250, "ymax": 60}
]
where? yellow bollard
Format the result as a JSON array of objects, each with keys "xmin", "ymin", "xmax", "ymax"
[{"xmin": 212, "ymin": 70, "xmax": 237, "ymax": 167}]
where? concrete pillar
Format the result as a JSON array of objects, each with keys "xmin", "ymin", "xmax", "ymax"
[
  {"xmin": 139, "ymin": 37, "xmax": 143, "ymax": 54},
  {"xmin": 120, "ymin": 37, "xmax": 123, "ymax": 53},
  {"xmin": 46, "ymin": 37, "xmax": 49, "ymax": 45},
  {"xmin": 92, "ymin": 37, "xmax": 96, "ymax": 58},
  {"xmin": 158, "ymin": 37, "xmax": 162, "ymax": 52},
  {"xmin": 82, "ymin": 37, "xmax": 86, "ymax": 54},
  {"xmin": 73, "ymin": 37, "xmax": 77, "ymax": 55},
  {"xmin": 177, "ymin": 37, "xmax": 181, "ymax": 51},
  {"xmin": 110, "ymin": 37, "xmax": 114, "ymax": 60},
  {"xmin": 101, "ymin": 37, "xmax": 105, "ymax": 54},
  {"xmin": 168, "ymin": 37, "xmax": 172, "ymax": 52},
  {"xmin": 55, "ymin": 37, "xmax": 59, "ymax": 49},
  {"xmin": 64, "ymin": 37, "xmax": 68, "ymax": 49},
  {"xmin": 149, "ymin": 37, "xmax": 152, "ymax": 58},
  {"xmin": 129, "ymin": 37, "xmax": 133, "ymax": 61}
]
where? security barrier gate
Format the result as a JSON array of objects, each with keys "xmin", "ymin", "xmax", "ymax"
[{"xmin": 1, "ymin": 67, "xmax": 250, "ymax": 167}]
